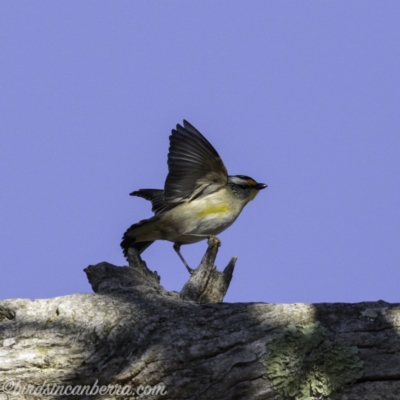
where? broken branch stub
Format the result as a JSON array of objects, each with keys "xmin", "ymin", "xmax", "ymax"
[
  {"xmin": 179, "ymin": 236, "xmax": 237, "ymax": 303},
  {"xmin": 85, "ymin": 237, "xmax": 236, "ymax": 303}
]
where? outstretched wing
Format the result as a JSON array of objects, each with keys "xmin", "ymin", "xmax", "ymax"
[{"xmin": 164, "ymin": 120, "xmax": 228, "ymax": 204}]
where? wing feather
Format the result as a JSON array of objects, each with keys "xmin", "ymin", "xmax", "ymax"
[
  {"xmin": 130, "ymin": 189, "xmax": 172, "ymax": 215},
  {"xmin": 164, "ymin": 120, "xmax": 228, "ymax": 203}
]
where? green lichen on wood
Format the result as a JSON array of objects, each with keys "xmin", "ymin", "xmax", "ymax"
[{"xmin": 263, "ymin": 322, "xmax": 363, "ymax": 400}]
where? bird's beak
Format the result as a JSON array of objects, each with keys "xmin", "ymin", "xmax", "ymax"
[{"xmin": 255, "ymin": 183, "xmax": 268, "ymax": 190}]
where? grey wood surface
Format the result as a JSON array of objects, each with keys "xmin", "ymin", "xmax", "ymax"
[{"xmin": 0, "ymin": 239, "xmax": 398, "ymax": 400}]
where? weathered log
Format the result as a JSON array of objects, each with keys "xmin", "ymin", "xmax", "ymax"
[{"xmin": 0, "ymin": 240, "xmax": 399, "ymax": 399}]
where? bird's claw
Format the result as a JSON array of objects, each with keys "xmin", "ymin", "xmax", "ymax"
[{"xmin": 207, "ymin": 235, "xmax": 221, "ymax": 247}]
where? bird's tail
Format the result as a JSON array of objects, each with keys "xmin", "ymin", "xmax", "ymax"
[
  {"xmin": 120, "ymin": 216, "xmax": 160, "ymax": 258},
  {"xmin": 121, "ymin": 239, "xmax": 154, "ymax": 258}
]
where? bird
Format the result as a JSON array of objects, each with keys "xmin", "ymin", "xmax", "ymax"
[{"xmin": 121, "ymin": 120, "xmax": 267, "ymax": 273}]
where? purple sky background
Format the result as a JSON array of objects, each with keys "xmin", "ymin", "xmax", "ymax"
[{"xmin": 1, "ymin": 2, "xmax": 399, "ymax": 304}]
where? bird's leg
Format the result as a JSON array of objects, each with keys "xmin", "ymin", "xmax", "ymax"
[
  {"xmin": 173, "ymin": 236, "xmax": 221, "ymax": 274},
  {"xmin": 173, "ymin": 243, "xmax": 194, "ymax": 275}
]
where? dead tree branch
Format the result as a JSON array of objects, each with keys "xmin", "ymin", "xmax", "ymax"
[{"xmin": 0, "ymin": 240, "xmax": 399, "ymax": 399}]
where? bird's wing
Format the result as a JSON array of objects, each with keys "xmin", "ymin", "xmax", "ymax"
[
  {"xmin": 130, "ymin": 189, "xmax": 172, "ymax": 215},
  {"xmin": 164, "ymin": 120, "xmax": 228, "ymax": 204}
]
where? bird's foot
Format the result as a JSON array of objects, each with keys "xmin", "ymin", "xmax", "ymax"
[
  {"xmin": 207, "ymin": 235, "xmax": 221, "ymax": 248},
  {"xmin": 186, "ymin": 265, "xmax": 195, "ymax": 275}
]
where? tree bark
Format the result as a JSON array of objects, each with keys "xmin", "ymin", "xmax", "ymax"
[{"xmin": 0, "ymin": 239, "xmax": 399, "ymax": 400}]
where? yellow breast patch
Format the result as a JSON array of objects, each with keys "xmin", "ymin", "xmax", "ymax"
[{"xmin": 197, "ymin": 204, "xmax": 231, "ymax": 218}]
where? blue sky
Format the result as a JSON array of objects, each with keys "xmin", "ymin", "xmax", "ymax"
[{"xmin": 1, "ymin": 2, "xmax": 399, "ymax": 304}]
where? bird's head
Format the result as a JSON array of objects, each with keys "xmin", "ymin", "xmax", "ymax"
[{"xmin": 227, "ymin": 175, "xmax": 267, "ymax": 201}]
